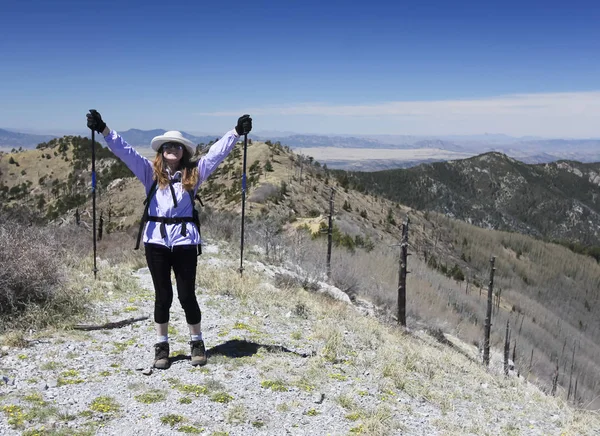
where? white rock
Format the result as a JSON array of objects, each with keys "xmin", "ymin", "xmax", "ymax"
[{"xmin": 315, "ymin": 283, "xmax": 352, "ymax": 305}]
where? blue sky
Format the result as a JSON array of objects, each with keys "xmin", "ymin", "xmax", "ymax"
[{"xmin": 1, "ymin": 0, "xmax": 599, "ymax": 137}]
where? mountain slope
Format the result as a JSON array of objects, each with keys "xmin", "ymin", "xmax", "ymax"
[
  {"xmin": 1, "ymin": 139, "xmax": 600, "ymax": 409},
  {"xmin": 343, "ymin": 152, "xmax": 600, "ymax": 246},
  {"xmin": 1, "ymin": 242, "xmax": 598, "ymax": 434}
]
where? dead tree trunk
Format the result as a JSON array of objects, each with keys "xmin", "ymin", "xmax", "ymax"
[
  {"xmin": 397, "ymin": 216, "xmax": 410, "ymax": 327},
  {"xmin": 483, "ymin": 256, "xmax": 496, "ymax": 367},
  {"xmin": 326, "ymin": 188, "xmax": 335, "ymax": 279},
  {"xmin": 567, "ymin": 341, "xmax": 578, "ymax": 401},
  {"xmin": 495, "ymin": 287, "xmax": 502, "ymax": 314},
  {"xmin": 504, "ymin": 319, "xmax": 511, "ymax": 376},
  {"xmin": 551, "ymin": 361, "xmax": 559, "ymax": 396},
  {"xmin": 98, "ymin": 210, "xmax": 104, "ymax": 241},
  {"xmin": 529, "ymin": 348, "xmax": 534, "ymax": 373}
]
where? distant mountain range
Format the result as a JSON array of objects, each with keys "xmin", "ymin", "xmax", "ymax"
[
  {"xmin": 0, "ymin": 128, "xmax": 223, "ymax": 149},
  {"xmin": 0, "ymin": 128, "xmax": 57, "ymax": 148},
  {"xmin": 2, "ymin": 127, "xmax": 599, "ymax": 167},
  {"xmin": 109, "ymin": 129, "xmax": 219, "ymax": 147},
  {"xmin": 344, "ymin": 152, "xmax": 600, "ymax": 246}
]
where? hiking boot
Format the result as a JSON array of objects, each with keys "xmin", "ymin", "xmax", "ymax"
[
  {"xmin": 154, "ymin": 342, "xmax": 170, "ymax": 369},
  {"xmin": 190, "ymin": 340, "xmax": 207, "ymax": 366}
]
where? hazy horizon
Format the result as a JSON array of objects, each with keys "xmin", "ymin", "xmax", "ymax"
[{"xmin": 3, "ymin": 126, "xmax": 600, "ymax": 142}]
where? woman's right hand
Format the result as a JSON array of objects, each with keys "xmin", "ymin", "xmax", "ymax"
[{"xmin": 87, "ymin": 109, "xmax": 107, "ymax": 134}]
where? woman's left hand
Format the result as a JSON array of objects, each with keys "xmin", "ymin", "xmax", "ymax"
[{"xmin": 235, "ymin": 114, "xmax": 252, "ymax": 135}]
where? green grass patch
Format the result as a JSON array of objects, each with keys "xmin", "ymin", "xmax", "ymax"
[
  {"xmin": 40, "ymin": 361, "xmax": 59, "ymax": 370},
  {"xmin": 161, "ymin": 414, "xmax": 184, "ymax": 426},
  {"xmin": 57, "ymin": 369, "xmax": 85, "ymax": 386},
  {"xmin": 345, "ymin": 412, "xmax": 362, "ymax": 421},
  {"xmin": 171, "ymin": 349, "xmax": 188, "ymax": 357},
  {"xmin": 178, "ymin": 425, "xmax": 204, "ymax": 433},
  {"xmin": 233, "ymin": 321, "xmax": 261, "ymax": 334},
  {"xmin": 349, "ymin": 424, "xmax": 365, "ymax": 434},
  {"xmin": 211, "ymin": 392, "xmax": 233, "ymax": 403},
  {"xmin": 261, "ymin": 379, "xmax": 288, "ymax": 392},
  {"xmin": 2, "ymin": 404, "xmax": 26, "ymax": 428},
  {"xmin": 112, "ymin": 339, "xmax": 135, "ymax": 353},
  {"xmin": 135, "ymin": 390, "xmax": 167, "ymax": 404},
  {"xmin": 23, "ymin": 392, "xmax": 46, "ymax": 405},
  {"xmin": 295, "ymin": 378, "xmax": 316, "ymax": 392},
  {"xmin": 89, "ymin": 396, "xmax": 120, "ymax": 413},
  {"xmin": 329, "ymin": 373, "xmax": 347, "ymax": 381},
  {"xmin": 178, "ymin": 384, "xmax": 209, "ymax": 397}
]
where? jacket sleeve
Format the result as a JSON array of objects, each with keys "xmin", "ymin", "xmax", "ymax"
[
  {"xmin": 197, "ymin": 129, "xmax": 240, "ymax": 184},
  {"xmin": 103, "ymin": 130, "xmax": 154, "ymax": 189}
]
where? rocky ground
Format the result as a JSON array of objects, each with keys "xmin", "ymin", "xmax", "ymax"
[{"xmin": 1, "ymin": 243, "xmax": 599, "ymax": 435}]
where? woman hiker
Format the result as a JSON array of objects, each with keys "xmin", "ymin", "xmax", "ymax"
[{"xmin": 86, "ymin": 110, "xmax": 252, "ymax": 369}]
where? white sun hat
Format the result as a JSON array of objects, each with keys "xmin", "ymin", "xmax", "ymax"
[{"xmin": 151, "ymin": 130, "xmax": 196, "ymax": 155}]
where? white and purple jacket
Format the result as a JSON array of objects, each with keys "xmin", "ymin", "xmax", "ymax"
[{"xmin": 103, "ymin": 129, "xmax": 239, "ymax": 249}]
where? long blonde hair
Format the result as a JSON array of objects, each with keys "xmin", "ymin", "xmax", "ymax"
[{"xmin": 152, "ymin": 149, "xmax": 198, "ymax": 191}]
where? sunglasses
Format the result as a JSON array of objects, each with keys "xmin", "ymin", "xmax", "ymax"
[{"xmin": 162, "ymin": 142, "xmax": 183, "ymax": 151}]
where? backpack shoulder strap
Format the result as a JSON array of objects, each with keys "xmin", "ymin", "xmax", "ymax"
[
  {"xmin": 188, "ymin": 189, "xmax": 204, "ymax": 256},
  {"xmin": 135, "ymin": 180, "xmax": 158, "ymax": 250}
]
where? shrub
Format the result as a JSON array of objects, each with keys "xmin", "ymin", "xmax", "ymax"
[
  {"xmin": 450, "ymin": 264, "xmax": 465, "ymax": 281},
  {"xmin": 0, "ymin": 209, "xmax": 85, "ymax": 328},
  {"xmin": 247, "ymin": 183, "xmax": 279, "ymax": 204},
  {"xmin": 201, "ymin": 209, "xmax": 240, "ymax": 243}
]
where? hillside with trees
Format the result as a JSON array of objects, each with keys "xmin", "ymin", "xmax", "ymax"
[
  {"xmin": 1, "ymin": 137, "xmax": 599, "ymax": 409},
  {"xmin": 338, "ymin": 153, "xmax": 600, "ymax": 258}
]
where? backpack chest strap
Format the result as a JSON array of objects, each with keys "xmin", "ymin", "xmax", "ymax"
[{"xmin": 147, "ymin": 216, "xmax": 195, "ymax": 238}]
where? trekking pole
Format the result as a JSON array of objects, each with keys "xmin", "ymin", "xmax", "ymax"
[
  {"xmin": 90, "ymin": 119, "xmax": 98, "ymax": 279},
  {"xmin": 239, "ymin": 133, "xmax": 248, "ymax": 276}
]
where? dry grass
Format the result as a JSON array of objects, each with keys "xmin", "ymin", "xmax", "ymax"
[{"xmin": 190, "ymin": 262, "xmax": 600, "ymax": 434}]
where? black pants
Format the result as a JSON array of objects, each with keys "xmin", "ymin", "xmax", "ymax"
[{"xmin": 145, "ymin": 243, "xmax": 201, "ymax": 325}]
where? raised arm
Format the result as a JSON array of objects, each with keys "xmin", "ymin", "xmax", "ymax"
[
  {"xmin": 197, "ymin": 115, "xmax": 253, "ymax": 184},
  {"xmin": 197, "ymin": 129, "xmax": 240, "ymax": 184},
  {"xmin": 87, "ymin": 110, "xmax": 154, "ymax": 189},
  {"xmin": 102, "ymin": 128, "xmax": 153, "ymax": 187}
]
